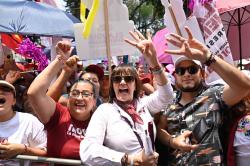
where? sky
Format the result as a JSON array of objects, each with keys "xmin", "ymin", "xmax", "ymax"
[{"xmin": 54, "ymin": 0, "xmax": 66, "ymax": 10}]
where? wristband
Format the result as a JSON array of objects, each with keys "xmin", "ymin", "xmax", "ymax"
[
  {"xmin": 204, "ymin": 52, "xmax": 216, "ymax": 66},
  {"xmin": 151, "ymin": 65, "xmax": 163, "ymax": 75}
]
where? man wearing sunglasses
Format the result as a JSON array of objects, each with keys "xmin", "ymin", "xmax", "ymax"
[
  {"xmin": 157, "ymin": 27, "xmax": 250, "ymax": 165},
  {"xmin": 174, "ymin": 56, "xmax": 203, "ymax": 93}
]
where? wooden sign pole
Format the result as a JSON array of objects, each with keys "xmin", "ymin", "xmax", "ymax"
[{"xmin": 103, "ymin": 0, "xmax": 112, "ymax": 77}]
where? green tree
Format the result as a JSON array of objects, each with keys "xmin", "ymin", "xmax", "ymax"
[
  {"xmin": 124, "ymin": 0, "xmax": 190, "ymax": 34},
  {"xmin": 124, "ymin": 0, "xmax": 165, "ymax": 34},
  {"xmin": 64, "ymin": 0, "xmax": 80, "ymax": 20}
]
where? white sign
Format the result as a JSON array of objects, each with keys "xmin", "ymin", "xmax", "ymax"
[
  {"xmin": 161, "ymin": 0, "xmax": 205, "ymax": 63},
  {"xmin": 161, "ymin": 0, "xmax": 234, "ymax": 83},
  {"xmin": 74, "ymin": 0, "xmax": 137, "ymax": 60},
  {"xmin": 192, "ymin": 0, "xmax": 234, "ymax": 83}
]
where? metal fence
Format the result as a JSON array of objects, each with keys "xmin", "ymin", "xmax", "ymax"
[{"xmin": 16, "ymin": 155, "xmax": 84, "ymax": 166}]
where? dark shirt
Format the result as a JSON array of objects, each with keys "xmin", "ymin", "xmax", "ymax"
[
  {"xmin": 162, "ymin": 84, "xmax": 228, "ymax": 165},
  {"xmin": 96, "ymin": 97, "xmax": 102, "ymax": 107}
]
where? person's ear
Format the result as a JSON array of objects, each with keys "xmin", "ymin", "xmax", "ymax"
[
  {"xmin": 12, "ymin": 97, "xmax": 16, "ymax": 106},
  {"xmin": 200, "ymin": 69, "xmax": 206, "ymax": 80}
]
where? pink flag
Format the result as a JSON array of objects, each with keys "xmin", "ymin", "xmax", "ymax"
[{"xmin": 152, "ymin": 28, "xmax": 173, "ymax": 64}]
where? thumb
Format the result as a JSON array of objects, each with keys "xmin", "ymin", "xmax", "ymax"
[{"xmin": 182, "ymin": 130, "xmax": 192, "ymax": 138}]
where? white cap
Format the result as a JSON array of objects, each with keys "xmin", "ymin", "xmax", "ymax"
[
  {"xmin": 174, "ymin": 56, "xmax": 202, "ymax": 68},
  {"xmin": 0, "ymin": 80, "xmax": 16, "ymax": 96}
]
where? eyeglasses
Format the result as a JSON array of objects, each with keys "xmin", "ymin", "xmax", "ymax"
[
  {"xmin": 175, "ymin": 66, "xmax": 199, "ymax": 76},
  {"xmin": 80, "ymin": 78, "xmax": 99, "ymax": 84},
  {"xmin": 70, "ymin": 90, "xmax": 93, "ymax": 98},
  {"xmin": 112, "ymin": 75, "xmax": 135, "ymax": 83}
]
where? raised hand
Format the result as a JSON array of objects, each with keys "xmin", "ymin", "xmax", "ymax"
[
  {"xmin": 63, "ymin": 55, "xmax": 79, "ymax": 74},
  {"xmin": 125, "ymin": 30, "xmax": 159, "ymax": 68},
  {"xmin": 55, "ymin": 41, "xmax": 73, "ymax": 60},
  {"xmin": 165, "ymin": 26, "xmax": 210, "ymax": 63},
  {"xmin": 65, "ymin": 55, "xmax": 79, "ymax": 68}
]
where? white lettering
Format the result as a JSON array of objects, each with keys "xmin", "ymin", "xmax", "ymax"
[{"xmin": 67, "ymin": 123, "xmax": 86, "ymax": 139}]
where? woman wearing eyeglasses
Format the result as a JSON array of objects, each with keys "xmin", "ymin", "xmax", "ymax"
[
  {"xmin": 79, "ymin": 30, "xmax": 174, "ymax": 166},
  {"xmin": 27, "ymin": 41, "xmax": 97, "ymax": 160}
]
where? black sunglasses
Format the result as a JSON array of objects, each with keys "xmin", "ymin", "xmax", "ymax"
[
  {"xmin": 112, "ymin": 75, "xmax": 135, "ymax": 83},
  {"xmin": 175, "ymin": 66, "xmax": 200, "ymax": 76}
]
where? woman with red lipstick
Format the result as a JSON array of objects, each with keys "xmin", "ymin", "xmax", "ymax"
[
  {"xmin": 80, "ymin": 30, "xmax": 174, "ymax": 166},
  {"xmin": 27, "ymin": 41, "xmax": 97, "ymax": 160},
  {"xmin": 0, "ymin": 80, "xmax": 46, "ymax": 166}
]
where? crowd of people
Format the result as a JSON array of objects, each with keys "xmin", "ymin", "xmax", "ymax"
[{"xmin": 0, "ymin": 26, "xmax": 250, "ymax": 166}]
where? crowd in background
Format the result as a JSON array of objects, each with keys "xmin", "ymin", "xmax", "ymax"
[{"xmin": 1, "ymin": 27, "xmax": 250, "ymax": 166}]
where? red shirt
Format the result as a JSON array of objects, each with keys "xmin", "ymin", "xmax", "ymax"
[{"xmin": 45, "ymin": 103, "xmax": 89, "ymax": 159}]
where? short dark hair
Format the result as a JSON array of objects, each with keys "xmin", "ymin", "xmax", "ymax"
[{"xmin": 109, "ymin": 64, "xmax": 141, "ymax": 102}]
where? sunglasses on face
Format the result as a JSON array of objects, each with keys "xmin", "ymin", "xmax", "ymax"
[
  {"xmin": 69, "ymin": 90, "xmax": 93, "ymax": 98},
  {"xmin": 112, "ymin": 75, "xmax": 135, "ymax": 83},
  {"xmin": 175, "ymin": 66, "xmax": 200, "ymax": 76}
]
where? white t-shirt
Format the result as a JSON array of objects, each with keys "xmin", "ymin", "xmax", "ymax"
[
  {"xmin": 0, "ymin": 111, "xmax": 47, "ymax": 166},
  {"xmin": 234, "ymin": 115, "xmax": 250, "ymax": 166}
]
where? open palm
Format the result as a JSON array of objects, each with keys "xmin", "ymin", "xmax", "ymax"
[
  {"xmin": 165, "ymin": 27, "xmax": 210, "ymax": 63},
  {"xmin": 124, "ymin": 30, "xmax": 159, "ymax": 68}
]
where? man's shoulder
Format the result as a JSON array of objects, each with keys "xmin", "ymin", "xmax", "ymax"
[{"xmin": 200, "ymin": 84, "xmax": 224, "ymax": 96}]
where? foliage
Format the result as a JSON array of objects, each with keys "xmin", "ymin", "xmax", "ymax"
[
  {"xmin": 64, "ymin": 0, "xmax": 80, "ymax": 20},
  {"xmin": 123, "ymin": 0, "xmax": 165, "ymax": 34}
]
